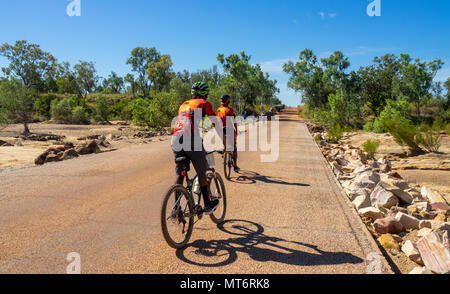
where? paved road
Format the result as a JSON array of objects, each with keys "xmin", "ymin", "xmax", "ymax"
[{"xmin": 0, "ymin": 109, "xmax": 391, "ymax": 273}]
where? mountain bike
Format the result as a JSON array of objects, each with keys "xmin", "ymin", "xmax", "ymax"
[
  {"xmin": 161, "ymin": 151, "xmax": 227, "ymax": 249},
  {"xmin": 222, "ymin": 129, "xmax": 240, "ymax": 180}
]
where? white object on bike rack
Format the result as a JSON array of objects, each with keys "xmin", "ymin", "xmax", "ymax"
[{"xmin": 192, "ymin": 177, "xmax": 201, "ymax": 195}]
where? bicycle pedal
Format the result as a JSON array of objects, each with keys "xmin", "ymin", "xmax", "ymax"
[{"xmin": 194, "ymin": 205, "xmax": 204, "ymax": 219}]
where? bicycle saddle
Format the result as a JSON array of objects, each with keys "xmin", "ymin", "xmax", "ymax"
[{"xmin": 175, "ymin": 156, "xmax": 188, "ymax": 163}]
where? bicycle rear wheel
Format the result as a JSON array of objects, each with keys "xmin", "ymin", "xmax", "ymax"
[
  {"xmin": 223, "ymin": 152, "xmax": 232, "ymax": 180},
  {"xmin": 160, "ymin": 185, "xmax": 195, "ymax": 249},
  {"xmin": 207, "ymin": 171, "xmax": 227, "ymax": 224}
]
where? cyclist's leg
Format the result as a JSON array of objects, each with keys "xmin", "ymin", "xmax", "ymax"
[
  {"xmin": 185, "ymin": 148, "xmax": 208, "ymax": 193},
  {"xmin": 171, "ymin": 135, "xmax": 190, "ymax": 185},
  {"xmin": 222, "ymin": 133, "xmax": 227, "ymax": 153},
  {"xmin": 186, "ymin": 148, "xmax": 218, "ymax": 213},
  {"xmin": 232, "ymin": 130, "xmax": 239, "ymax": 170},
  {"xmin": 224, "ymin": 127, "xmax": 233, "ymax": 153}
]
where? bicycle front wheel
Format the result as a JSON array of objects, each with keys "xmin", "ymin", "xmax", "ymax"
[
  {"xmin": 161, "ymin": 185, "xmax": 195, "ymax": 249},
  {"xmin": 207, "ymin": 171, "xmax": 227, "ymax": 224}
]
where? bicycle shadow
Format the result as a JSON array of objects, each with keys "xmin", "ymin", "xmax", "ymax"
[
  {"xmin": 176, "ymin": 219, "xmax": 363, "ymax": 268},
  {"xmin": 230, "ymin": 170, "xmax": 310, "ymax": 187}
]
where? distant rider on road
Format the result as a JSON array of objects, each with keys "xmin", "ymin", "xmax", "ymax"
[{"xmin": 216, "ymin": 94, "xmax": 240, "ymax": 172}]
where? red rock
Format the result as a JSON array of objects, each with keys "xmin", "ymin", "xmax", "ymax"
[
  {"xmin": 388, "ymin": 171, "xmax": 403, "ymax": 179},
  {"xmin": 421, "ymin": 186, "xmax": 446, "ymax": 204},
  {"xmin": 395, "ymin": 212, "xmax": 420, "ymax": 230},
  {"xmin": 34, "ymin": 151, "xmax": 49, "ymax": 165},
  {"xmin": 373, "ymin": 216, "xmax": 404, "ymax": 235},
  {"xmin": 44, "ymin": 154, "xmax": 61, "ymax": 163},
  {"xmin": 431, "ymin": 202, "xmax": 450, "ymax": 214},
  {"xmin": 416, "ymin": 231, "xmax": 450, "ymax": 274},
  {"xmin": 370, "ymin": 184, "xmax": 399, "ymax": 209}
]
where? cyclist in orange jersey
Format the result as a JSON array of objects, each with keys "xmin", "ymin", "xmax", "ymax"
[
  {"xmin": 171, "ymin": 81, "xmax": 219, "ymax": 215},
  {"xmin": 216, "ymin": 94, "xmax": 240, "ymax": 172}
]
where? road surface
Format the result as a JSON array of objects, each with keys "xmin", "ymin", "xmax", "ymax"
[{"xmin": 0, "ymin": 109, "xmax": 391, "ymax": 273}]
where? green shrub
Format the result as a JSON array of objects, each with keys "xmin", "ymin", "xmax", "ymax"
[
  {"xmin": 120, "ymin": 101, "xmax": 134, "ymax": 121},
  {"xmin": 130, "ymin": 98, "xmax": 150, "ymax": 126},
  {"xmin": 51, "ymin": 98, "xmax": 76, "ymax": 123},
  {"xmin": 379, "ymin": 99, "xmax": 411, "ymax": 122},
  {"xmin": 95, "ymin": 95, "xmax": 111, "ymax": 124},
  {"xmin": 417, "ymin": 119, "xmax": 443, "ymax": 153},
  {"xmin": 328, "ymin": 93, "xmax": 347, "ymax": 126},
  {"xmin": 50, "ymin": 97, "xmax": 91, "ymax": 124},
  {"xmin": 328, "ymin": 92, "xmax": 363, "ymax": 128},
  {"xmin": 131, "ymin": 91, "xmax": 181, "ymax": 129},
  {"xmin": 342, "ymin": 125, "xmax": 357, "ymax": 133},
  {"xmin": 34, "ymin": 94, "xmax": 57, "ymax": 119},
  {"xmin": 381, "ymin": 116, "xmax": 423, "ymax": 154},
  {"xmin": 71, "ymin": 106, "xmax": 89, "ymax": 124},
  {"xmin": 130, "ymin": 97, "xmax": 170, "ymax": 129},
  {"xmin": 440, "ymin": 109, "xmax": 450, "ymax": 121},
  {"xmin": 0, "ymin": 108, "xmax": 8, "ymax": 126},
  {"xmin": 372, "ymin": 119, "xmax": 385, "ymax": 133},
  {"xmin": 362, "ymin": 139, "xmax": 380, "ymax": 159},
  {"xmin": 363, "ymin": 119, "xmax": 385, "ymax": 133},
  {"xmin": 307, "ymin": 107, "xmax": 329, "ymax": 126},
  {"xmin": 363, "ymin": 121, "xmax": 374, "ymax": 132},
  {"xmin": 327, "ymin": 124, "xmax": 343, "ymax": 143},
  {"xmin": 109, "ymin": 99, "xmax": 131, "ymax": 120}
]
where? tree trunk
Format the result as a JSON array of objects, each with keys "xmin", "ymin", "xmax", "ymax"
[
  {"xmin": 417, "ymin": 99, "xmax": 421, "ymax": 118},
  {"xmin": 23, "ymin": 122, "xmax": 30, "ymax": 134}
]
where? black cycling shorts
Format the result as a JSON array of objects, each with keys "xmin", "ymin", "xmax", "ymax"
[{"xmin": 171, "ymin": 135, "xmax": 208, "ymax": 176}]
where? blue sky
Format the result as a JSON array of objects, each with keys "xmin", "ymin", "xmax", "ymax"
[{"xmin": 1, "ymin": 0, "xmax": 449, "ymax": 106}]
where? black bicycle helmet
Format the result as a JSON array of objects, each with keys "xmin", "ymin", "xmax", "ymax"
[{"xmin": 221, "ymin": 94, "xmax": 231, "ymax": 103}]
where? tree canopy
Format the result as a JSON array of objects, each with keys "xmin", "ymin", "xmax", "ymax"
[
  {"xmin": 0, "ymin": 40, "xmax": 57, "ymax": 90},
  {"xmin": 0, "ymin": 41, "xmax": 282, "ymax": 131}
]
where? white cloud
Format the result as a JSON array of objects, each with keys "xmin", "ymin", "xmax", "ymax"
[
  {"xmin": 277, "ymin": 83, "xmax": 301, "ymax": 107},
  {"xmin": 319, "ymin": 12, "xmax": 337, "ymax": 20},
  {"xmin": 259, "ymin": 58, "xmax": 293, "ymax": 74},
  {"xmin": 435, "ymin": 66, "xmax": 450, "ymax": 82}
]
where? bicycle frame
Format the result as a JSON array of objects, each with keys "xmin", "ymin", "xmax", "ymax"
[
  {"xmin": 174, "ymin": 151, "xmax": 219, "ymax": 219},
  {"xmin": 226, "ymin": 151, "xmax": 234, "ymax": 165}
]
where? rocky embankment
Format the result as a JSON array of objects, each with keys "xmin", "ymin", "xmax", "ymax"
[
  {"xmin": 31, "ymin": 129, "xmax": 172, "ymax": 166},
  {"xmin": 307, "ymin": 123, "xmax": 450, "ymax": 275},
  {"xmin": 34, "ymin": 135, "xmax": 111, "ymax": 165},
  {"xmin": 0, "ymin": 125, "xmax": 173, "ymax": 168}
]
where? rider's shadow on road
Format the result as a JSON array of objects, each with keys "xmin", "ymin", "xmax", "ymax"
[
  {"xmin": 230, "ymin": 170, "xmax": 310, "ymax": 187},
  {"xmin": 176, "ymin": 220, "xmax": 363, "ymax": 268}
]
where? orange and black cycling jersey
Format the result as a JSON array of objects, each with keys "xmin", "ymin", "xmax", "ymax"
[
  {"xmin": 216, "ymin": 103, "xmax": 236, "ymax": 129},
  {"xmin": 173, "ymin": 98, "xmax": 215, "ymax": 136}
]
